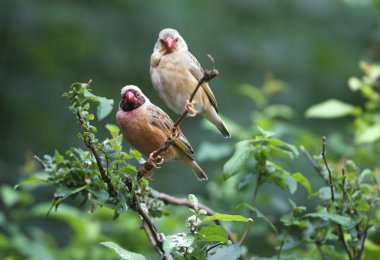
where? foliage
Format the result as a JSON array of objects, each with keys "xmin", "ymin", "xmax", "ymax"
[{"xmin": 2, "ymin": 62, "xmax": 379, "ymax": 259}]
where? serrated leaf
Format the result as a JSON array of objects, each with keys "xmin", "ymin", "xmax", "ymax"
[
  {"xmin": 305, "ymin": 99, "xmax": 355, "ymax": 118},
  {"xmin": 305, "ymin": 212, "xmax": 354, "ymax": 228},
  {"xmin": 208, "ymin": 244, "xmax": 242, "ymax": 260},
  {"xmin": 100, "ymin": 241, "xmax": 145, "ymax": 260},
  {"xmin": 197, "ymin": 224, "xmax": 227, "ymax": 243},
  {"xmin": 238, "ymin": 203, "xmax": 277, "ymax": 233},
  {"xmin": 202, "ymin": 213, "xmax": 253, "ymax": 223},
  {"xmin": 223, "ymin": 140, "xmax": 253, "ymax": 179}
]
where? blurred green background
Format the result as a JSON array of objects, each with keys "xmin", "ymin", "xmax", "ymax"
[{"xmin": 1, "ymin": 0, "xmax": 379, "ymax": 258}]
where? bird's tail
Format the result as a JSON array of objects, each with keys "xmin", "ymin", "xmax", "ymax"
[
  {"xmin": 217, "ymin": 119, "xmax": 231, "ymax": 138},
  {"xmin": 190, "ymin": 161, "xmax": 208, "ymax": 181},
  {"xmin": 203, "ymin": 107, "xmax": 231, "ymax": 139}
]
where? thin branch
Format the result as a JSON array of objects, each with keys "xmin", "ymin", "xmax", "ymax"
[
  {"xmin": 300, "ymin": 145, "xmax": 329, "ymax": 186},
  {"xmin": 34, "ymin": 155, "xmax": 47, "ymax": 169},
  {"xmin": 338, "ymin": 224, "xmax": 353, "ymax": 260},
  {"xmin": 148, "ymin": 188, "xmax": 237, "ymax": 244},
  {"xmin": 321, "ymin": 136, "xmax": 335, "ymax": 201},
  {"xmin": 239, "ymin": 171, "xmax": 262, "ymax": 245},
  {"xmin": 125, "ymin": 179, "xmax": 169, "ymax": 259},
  {"xmin": 315, "ymin": 242, "xmax": 328, "ymax": 260},
  {"xmin": 173, "ymin": 69, "xmax": 219, "ymax": 128},
  {"xmin": 137, "ymin": 67, "xmax": 219, "ymax": 178},
  {"xmin": 357, "ymin": 223, "xmax": 370, "ymax": 259},
  {"xmin": 76, "ymin": 111, "xmax": 117, "ymax": 197},
  {"xmin": 142, "ymin": 222, "xmax": 165, "ymax": 259}
]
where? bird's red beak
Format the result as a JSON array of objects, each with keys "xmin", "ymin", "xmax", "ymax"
[
  {"xmin": 163, "ymin": 35, "xmax": 176, "ymax": 49},
  {"xmin": 124, "ymin": 91, "xmax": 137, "ymax": 104}
]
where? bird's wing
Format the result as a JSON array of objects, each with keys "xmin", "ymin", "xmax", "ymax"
[
  {"xmin": 186, "ymin": 51, "xmax": 218, "ymax": 112},
  {"xmin": 147, "ymin": 105, "xmax": 194, "ymax": 159}
]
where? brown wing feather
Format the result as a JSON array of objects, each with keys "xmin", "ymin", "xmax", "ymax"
[
  {"xmin": 146, "ymin": 105, "xmax": 194, "ymax": 159},
  {"xmin": 186, "ymin": 52, "xmax": 219, "ymax": 112}
]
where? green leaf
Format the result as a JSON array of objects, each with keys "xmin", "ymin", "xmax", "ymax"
[
  {"xmin": 1, "ymin": 185, "xmax": 20, "ymax": 207},
  {"xmin": 292, "ymin": 172, "xmax": 312, "ymax": 194},
  {"xmin": 105, "ymin": 123, "xmax": 120, "ymax": 137},
  {"xmin": 305, "ymin": 99, "xmax": 355, "ymax": 118},
  {"xmin": 305, "ymin": 211, "xmax": 354, "ymax": 228},
  {"xmin": 223, "ymin": 140, "xmax": 254, "ymax": 179},
  {"xmin": 16, "ymin": 175, "xmax": 49, "ymax": 188},
  {"xmin": 196, "ymin": 224, "xmax": 228, "ymax": 243},
  {"xmin": 97, "ymin": 96, "xmax": 114, "ymax": 121},
  {"xmin": 238, "ymin": 203, "xmax": 277, "ymax": 233},
  {"xmin": 283, "ymin": 175, "xmax": 297, "ymax": 194},
  {"xmin": 208, "ymin": 244, "xmax": 242, "ymax": 260},
  {"xmin": 54, "ymin": 150, "xmax": 65, "ymax": 164},
  {"xmin": 100, "ymin": 241, "xmax": 145, "ymax": 260},
  {"xmin": 356, "ymin": 124, "xmax": 380, "ymax": 144},
  {"xmin": 55, "ymin": 186, "xmax": 88, "ymax": 200},
  {"xmin": 83, "ymin": 90, "xmax": 114, "ymax": 120},
  {"xmin": 202, "ymin": 213, "xmax": 253, "ymax": 223}
]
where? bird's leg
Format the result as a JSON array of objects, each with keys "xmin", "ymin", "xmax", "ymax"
[
  {"xmin": 170, "ymin": 125, "xmax": 180, "ymax": 138},
  {"xmin": 148, "ymin": 152, "xmax": 164, "ymax": 169},
  {"xmin": 185, "ymin": 99, "xmax": 197, "ymax": 117},
  {"xmin": 139, "ymin": 163, "xmax": 154, "ymax": 180}
]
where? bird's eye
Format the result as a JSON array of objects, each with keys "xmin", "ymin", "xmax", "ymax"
[
  {"xmin": 135, "ymin": 92, "xmax": 140, "ymax": 97},
  {"xmin": 175, "ymin": 38, "xmax": 179, "ymax": 42},
  {"xmin": 160, "ymin": 39, "xmax": 164, "ymax": 44}
]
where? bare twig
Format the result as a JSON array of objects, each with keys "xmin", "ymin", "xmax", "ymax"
[
  {"xmin": 137, "ymin": 66, "xmax": 219, "ymax": 178},
  {"xmin": 34, "ymin": 155, "xmax": 47, "ymax": 169},
  {"xmin": 300, "ymin": 145, "xmax": 329, "ymax": 186},
  {"xmin": 148, "ymin": 188, "xmax": 237, "ymax": 244},
  {"xmin": 125, "ymin": 179, "xmax": 170, "ymax": 259},
  {"xmin": 173, "ymin": 69, "xmax": 219, "ymax": 128},
  {"xmin": 321, "ymin": 136, "xmax": 335, "ymax": 201}
]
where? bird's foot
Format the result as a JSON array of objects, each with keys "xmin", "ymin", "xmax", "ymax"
[
  {"xmin": 148, "ymin": 153, "xmax": 164, "ymax": 169},
  {"xmin": 139, "ymin": 164, "xmax": 154, "ymax": 179},
  {"xmin": 170, "ymin": 125, "xmax": 180, "ymax": 138},
  {"xmin": 185, "ymin": 100, "xmax": 197, "ymax": 117}
]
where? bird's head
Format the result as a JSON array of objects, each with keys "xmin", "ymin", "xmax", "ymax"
[
  {"xmin": 119, "ymin": 85, "xmax": 149, "ymax": 112},
  {"xmin": 155, "ymin": 28, "xmax": 188, "ymax": 52}
]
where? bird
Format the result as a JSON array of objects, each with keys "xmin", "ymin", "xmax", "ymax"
[
  {"xmin": 116, "ymin": 85, "xmax": 208, "ymax": 181},
  {"xmin": 150, "ymin": 28, "xmax": 231, "ymax": 138}
]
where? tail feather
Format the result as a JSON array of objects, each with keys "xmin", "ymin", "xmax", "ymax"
[
  {"xmin": 190, "ymin": 161, "xmax": 208, "ymax": 181},
  {"xmin": 217, "ymin": 120, "xmax": 231, "ymax": 139},
  {"xmin": 204, "ymin": 107, "xmax": 231, "ymax": 139}
]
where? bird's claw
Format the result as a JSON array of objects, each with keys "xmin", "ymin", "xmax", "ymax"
[
  {"xmin": 170, "ymin": 126, "xmax": 180, "ymax": 138},
  {"xmin": 148, "ymin": 152, "xmax": 164, "ymax": 169},
  {"xmin": 139, "ymin": 164, "xmax": 154, "ymax": 179},
  {"xmin": 185, "ymin": 100, "xmax": 197, "ymax": 117}
]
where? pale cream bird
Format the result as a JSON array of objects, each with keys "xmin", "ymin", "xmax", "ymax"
[
  {"xmin": 150, "ymin": 28, "xmax": 231, "ymax": 138},
  {"xmin": 116, "ymin": 85, "xmax": 208, "ymax": 181}
]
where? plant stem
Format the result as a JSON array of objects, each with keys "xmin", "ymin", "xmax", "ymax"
[
  {"xmin": 322, "ymin": 136, "xmax": 335, "ymax": 201},
  {"xmin": 239, "ymin": 171, "xmax": 262, "ymax": 245}
]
